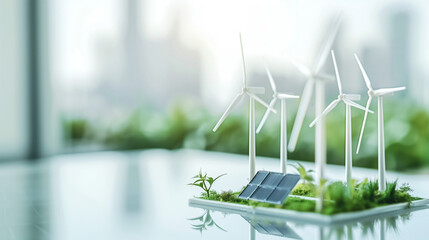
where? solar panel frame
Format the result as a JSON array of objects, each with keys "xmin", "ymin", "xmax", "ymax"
[{"xmin": 238, "ymin": 171, "xmax": 300, "ymax": 205}]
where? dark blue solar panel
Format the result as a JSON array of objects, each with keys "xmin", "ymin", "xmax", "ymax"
[
  {"xmin": 239, "ymin": 184, "xmax": 258, "ymax": 199},
  {"xmin": 251, "ymin": 171, "xmax": 269, "ymax": 185},
  {"xmin": 238, "ymin": 171, "xmax": 300, "ymax": 204},
  {"xmin": 249, "ymin": 186, "xmax": 274, "ymax": 201},
  {"xmin": 261, "ymin": 172, "xmax": 283, "ymax": 187},
  {"xmin": 266, "ymin": 188, "xmax": 291, "ymax": 204},
  {"xmin": 278, "ymin": 174, "xmax": 300, "ymax": 188}
]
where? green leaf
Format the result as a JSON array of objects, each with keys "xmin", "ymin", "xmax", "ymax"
[
  {"xmin": 213, "ymin": 173, "xmax": 227, "ymax": 181},
  {"xmin": 192, "ymin": 179, "xmax": 203, "ymax": 184},
  {"xmin": 207, "ymin": 177, "xmax": 214, "ymax": 185}
]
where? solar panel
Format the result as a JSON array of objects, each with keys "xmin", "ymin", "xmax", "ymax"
[{"xmin": 238, "ymin": 171, "xmax": 300, "ymax": 205}]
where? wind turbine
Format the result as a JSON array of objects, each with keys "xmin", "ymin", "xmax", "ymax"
[
  {"xmin": 212, "ymin": 33, "xmax": 276, "ymax": 179},
  {"xmin": 287, "ymin": 16, "xmax": 341, "ymax": 193},
  {"xmin": 354, "ymin": 54, "xmax": 406, "ymax": 191},
  {"xmin": 256, "ymin": 66, "xmax": 299, "ymax": 174},
  {"xmin": 286, "ymin": 17, "xmax": 340, "ymax": 212},
  {"xmin": 310, "ymin": 50, "xmax": 373, "ymax": 186}
]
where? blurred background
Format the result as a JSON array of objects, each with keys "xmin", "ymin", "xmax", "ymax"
[{"xmin": 1, "ymin": 0, "xmax": 429, "ymax": 172}]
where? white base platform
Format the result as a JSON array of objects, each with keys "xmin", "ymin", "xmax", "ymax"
[{"xmin": 188, "ymin": 197, "xmax": 429, "ymax": 225}]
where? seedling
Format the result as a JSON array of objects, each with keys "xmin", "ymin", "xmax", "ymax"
[
  {"xmin": 289, "ymin": 162, "xmax": 315, "ymax": 183},
  {"xmin": 189, "ymin": 170, "xmax": 226, "ymax": 198}
]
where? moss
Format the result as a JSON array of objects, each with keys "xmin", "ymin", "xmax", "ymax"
[
  {"xmin": 290, "ymin": 183, "xmax": 317, "ymax": 197},
  {"xmin": 197, "ymin": 180, "xmax": 419, "ymax": 215}
]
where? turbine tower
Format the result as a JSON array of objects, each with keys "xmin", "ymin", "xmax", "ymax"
[
  {"xmin": 256, "ymin": 66, "xmax": 299, "ymax": 174},
  {"xmin": 310, "ymin": 50, "xmax": 372, "ymax": 186},
  {"xmin": 354, "ymin": 54, "xmax": 406, "ymax": 191},
  {"xmin": 287, "ymin": 16, "xmax": 341, "ymax": 212},
  {"xmin": 213, "ymin": 33, "xmax": 276, "ymax": 179},
  {"xmin": 287, "ymin": 16, "xmax": 341, "ymax": 193}
]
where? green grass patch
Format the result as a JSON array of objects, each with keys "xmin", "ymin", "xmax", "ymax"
[{"xmin": 196, "ymin": 180, "xmax": 420, "ymax": 215}]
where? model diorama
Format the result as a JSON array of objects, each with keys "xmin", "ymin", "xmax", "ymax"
[{"xmin": 189, "ymin": 32, "xmax": 429, "ymax": 224}]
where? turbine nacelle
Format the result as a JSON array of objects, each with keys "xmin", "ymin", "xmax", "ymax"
[{"xmin": 373, "ymin": 87, "xmax": 406, "ymax": 97}]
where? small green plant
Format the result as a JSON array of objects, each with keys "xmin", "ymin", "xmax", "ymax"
[
  {"xmin": 289, "ymin": 162, "xmax": 314, "ymax": 183},
  {"xmin": 189, "ymin": 170, "xmax": 226, "ymax": 197}
]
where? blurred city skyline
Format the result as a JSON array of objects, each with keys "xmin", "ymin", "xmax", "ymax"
[
  {"xmin": 1, "ymin": 0, "xmax": 429, "ymax": 159},
  {"xmin": 51, "ymin": 0, "xmax": 429, "ymax": 118}
]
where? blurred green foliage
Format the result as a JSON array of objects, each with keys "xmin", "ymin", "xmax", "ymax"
[{"xmin": 64, "ymin": 98, "xmax": 429, "ymax": 171}]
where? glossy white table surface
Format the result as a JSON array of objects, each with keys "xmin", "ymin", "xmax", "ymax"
[{"xmin": 0, "ymin": 149, "xmax": 427, "ymax": 240}]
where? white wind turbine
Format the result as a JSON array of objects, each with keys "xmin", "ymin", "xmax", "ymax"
[
  {"xmin": 213, "ymin": 33, "xmax": 276, "ymax": 179},
  {"xmin": 354, "ymin": 54, "xmax": 406, "ymax": 192},
  {"xmin": 287, "ymin": 16, "xmax": 341, "ymax": 190},
  {"xmin": 256, "ymin": 66, "xmax": 299, "ymax": 174},
  {"xmin": 310, "ymin": 50, "xmax": 373, "ymax": 186}
]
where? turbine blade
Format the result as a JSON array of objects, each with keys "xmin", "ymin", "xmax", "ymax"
[
  {"xmin": 256, "ymin": 98, "xmax": 277, "ymax": 134},
  {"xmin": 309, "ymin": 99, "xmax": 340, "ymax": 128},
  {"xmin": 354, "ymin": 54, "xmax": 373, "ymax": 90},
  {"xmin": 356, "ymin": 96, "xmax": 372, "ymax": 154},
  {"xmin": 374, "ymin": 86, "xmax": 406, "ymax": 96},
  {"xmin": 288, "ymin": 80, "xmax": 315, "ymax": 151},
  {"xmin": 212, "ymin": 93, "xmax": 244, "ymax": 132},
  {"xmin": 239, "ymin": 33, "xmax": 247, "ymax": 87},
  {"xmin": 343, "ymin": 99, "xmax": 374, "ymax": 113},
  {"xmin": 331, "ymin": 50, "xmax": 343, "ymax": 94},
  {"xmin": 248, "ymin": 92, "xmax": 277, "ymax": 114},
  {"xmin": 315, "ymin": 73, "xmax": 335, "ymax": 82},
  {"xmin": 265, "ymin": 65, "xmax": 277, "ymax": 93},
  {"xmin": 277, "ymin": 93, "xmax": 299, "ymax": 99},
  {"xmin": 314, "ymin": 15, "xmax": 342, "ymax": 74},
  {"xmin": 344, "ymin": 94, "xmax": 361, "ymax": 101},
  {"xmin": 287, "ymin": 56, "xmax": 312, "ymax": 77}
]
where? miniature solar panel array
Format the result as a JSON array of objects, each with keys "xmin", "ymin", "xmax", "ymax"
[{"xmin": 238, "ymin": 171, "xmax": 300, "ymax": 205}]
